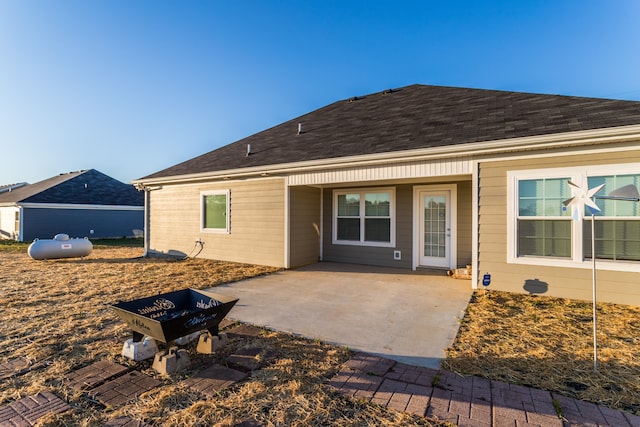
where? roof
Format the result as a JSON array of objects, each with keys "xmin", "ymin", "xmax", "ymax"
[
  {"xmin": 0, "ymin": 182, "xmax": 28, "ymax": 194},
  {"xmin": 0, "ymin": 169, "xmax": 144, "ymax": 206},
  {"xmin": 140, "ymin": 84, "xmax": 640, "ymax": 180}
]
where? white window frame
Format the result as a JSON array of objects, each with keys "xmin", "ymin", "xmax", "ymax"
[
  {"xmin": 200, "ymin": 190, "xmax": 230, "ymax": 234},
  {"xmin": 507, "ymin": 163, "xmax": 640, "ymax": 272},
  {"xmin": 332, "ymin": 187, "xmax": 396, "ymax": 247}
]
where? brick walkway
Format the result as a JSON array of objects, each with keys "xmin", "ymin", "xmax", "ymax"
[
  {"xmin": 329, "ymin": 353, "xmax": 640, "ymax": 426},
  {"xmin": 0, "ymin": 391, "xmax": 71, "ymax": 426}
]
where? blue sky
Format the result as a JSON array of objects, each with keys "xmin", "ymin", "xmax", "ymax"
[{"xmin": 1, "ymin": 0, "xmax": 639, "ymax": 185}]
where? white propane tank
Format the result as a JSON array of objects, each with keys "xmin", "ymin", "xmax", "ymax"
[{"xmin": 28, "ymin": 234, "xmax": 93, "ymax": 260}]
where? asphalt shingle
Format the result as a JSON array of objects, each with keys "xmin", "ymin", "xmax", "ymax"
[{"xmin": 141, "ymin": 84, "xmax": 640, "ymax": 180}]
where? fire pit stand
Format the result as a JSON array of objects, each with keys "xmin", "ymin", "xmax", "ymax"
[{"xmin": 111, "ymin": 288, "xmax": 238, "ymax": 365}]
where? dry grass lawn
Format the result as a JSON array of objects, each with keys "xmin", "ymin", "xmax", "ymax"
[
  {"xmin": 0, "ymin": 241, "xmax": 440, "ymax": 426},
  {"xmin": 443, "ymin": 290, "xmax": 640, "ymax": 416},
  {"xmin": 1, "ymin": 240, "xmax": 639, "ymax": 425}
]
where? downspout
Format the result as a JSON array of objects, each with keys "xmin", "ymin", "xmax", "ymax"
[
  {"xmin": 471, "ymin": 160, "xmax": 480, "ymax": 289},
  {"xmin": 135, "ymin": 184, "xmax": 161, "ymax": 257},
  {"xmin": 284, "ymin": 178, "xmax": 290, "ymax": 269},
  {"xmin": 17, "ymin": 204, "xmax": 23, "ymax": 242},
  {"xmin": 143, "ymin": 188, "xmax": 150, "ymax": 257}
]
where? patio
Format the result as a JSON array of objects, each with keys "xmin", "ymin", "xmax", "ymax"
[{"xmin": 210, "ymin": 262, "xmax": 473, "ymax": 369}]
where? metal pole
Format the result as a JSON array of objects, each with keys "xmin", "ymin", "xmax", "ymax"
[{"xmin": 592, "ymin": 213, "xmax": 598, "ymax": 373}]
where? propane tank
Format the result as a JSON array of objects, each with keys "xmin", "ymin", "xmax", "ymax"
[{"xmin": 28, "ymin": 234, "xmax": 93, "ymax": 260}]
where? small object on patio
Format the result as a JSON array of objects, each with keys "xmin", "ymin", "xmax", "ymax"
[
  {"xmin": 152, "ymin": 347, "xmax": 191, "ymax": 375},
  {"xmin": 28, "ymin": 234, "xmax": 93, "ymax": 260},
  {"xmin": 196, "ymin": 331, "xmax": 229, "ymax": 354},
  {"xmin": 447, "ymin": 264, "xmax": 472, "ymax": 280},
  {"xmin": 121, "ymin": 336, "xmax": 159, "ymax": 361}
]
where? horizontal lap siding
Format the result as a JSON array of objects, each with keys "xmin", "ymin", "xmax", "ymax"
[
  {"xmin": 478, "ymin": 149, "xmax": 640, "ymax": 306},
  {"xmin": 322, "ymin": 185, "xmax": 413, "ymax": 268},
  {"xmin": 149, "ymin": 178, "xmax": 286, "ymax": 267},
  {"xmin": 21, "ymin": 208, "xmax": 142, "ymax": 241},
  {"xmin": 322, "ymin": 181, "xmax": 471, "ymax": 269},
  {"xmin": 289, "ymin": 186, "xmax": 321, "ymax": 267}
]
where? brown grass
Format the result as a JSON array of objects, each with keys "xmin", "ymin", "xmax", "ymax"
[
  {"xmin": 443, "ymin": 290, "xmax": 640, "ymax": 415},
  {"xmin": 0, "ymin": 242, "xmax": 440, "ymax": 426}
]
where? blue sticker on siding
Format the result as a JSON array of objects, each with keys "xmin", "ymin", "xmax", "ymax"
[{"xmin": 482, "ymin": 273, "xmax": 491, "ymax": 287}]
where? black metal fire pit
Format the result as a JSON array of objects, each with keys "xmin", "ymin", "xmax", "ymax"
[{"xmin": 111, "ymin": 288, "xmax": 238, "ymax": 343}]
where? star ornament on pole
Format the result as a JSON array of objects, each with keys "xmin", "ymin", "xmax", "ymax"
[
  {"xmin": 562, "ymin": 180, "xmax": 604, "ymax": 373},
  {"xmin": 562, "ymin": 181, "xmax": 604, "ymax": 215}
]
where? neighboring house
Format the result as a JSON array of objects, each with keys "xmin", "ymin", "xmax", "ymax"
[
  {"xmin": 133, "ymin": 84, "xmax": 640, "ymax": 305},
  {"xmin": 0, "ymin": 182, "xmax": 28, "ymax": 194},
  {"xmin": 0, "ymin": 169, "xmax": 144, "ymax": 241}
]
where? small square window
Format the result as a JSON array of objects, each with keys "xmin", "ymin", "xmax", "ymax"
[{"xmin": 201, "ymin": 190, "xmax": 230, "ymax": 233}]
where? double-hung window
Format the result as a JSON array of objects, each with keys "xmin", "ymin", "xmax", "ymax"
[
  {"xmin": 583, "ymin": 174, "xmax": 640, "ymax": 261},
  {"xmin": 509, "ymin": 164, "xmax": 640, "ymax": 270},
  {"xmin": 201, "ymin": 190, "xmax": 230, "ymax": 233},
  {"xmin": 517, "ymin": 177, "xmax": 572, "ymax": 257},
  {"xmin": 333, "ymin": 188, "xmax": 395, "ymax": 247}
]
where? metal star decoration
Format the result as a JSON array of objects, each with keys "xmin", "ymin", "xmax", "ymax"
[{"xmin": 562, "ymin": 181, "xmax": 604, "ymax": 215}]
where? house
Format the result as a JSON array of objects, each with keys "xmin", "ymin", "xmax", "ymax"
[
  {"xmin": 0, "ymin": 169, "xmax": 144, "ymax": 241},
  {"xmin": 0, "ymin": 182, "xmax": 28, "ymax": 194},
  {"xmin": 133, "ymin": 84, "xmax": 640, "ymax": 306}
]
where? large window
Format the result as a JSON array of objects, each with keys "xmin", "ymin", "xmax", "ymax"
[
  {"xmin": 333, "ymin": 188, "xmax": 395, "ymax": 247},
  {"xmin": 509, "ymin": 165, "xmax": 640, "ymax": 269},
  {"xmin": 201, "ymin": 190, "xmax": 230, "ymax": 233}
]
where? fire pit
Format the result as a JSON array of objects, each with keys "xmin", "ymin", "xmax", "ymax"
[{"xmin": 111, "ymin": 288, "xmax": 238, "ymax": 343}]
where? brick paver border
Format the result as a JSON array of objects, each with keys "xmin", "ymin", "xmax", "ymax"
[
  {"xmin": 0, "ymin": 391, "xmax": 71, "ymax": 426},
  {"xmin": 88, "ymin": 371, "xmax": 161, "ymax": 407},
  {"xmin": 330, "ymin": 353, "xmax": 640, "ymax": 427},
  {"xmin": 64, "ymin": 360, "xmax": 130, "ymax": 391},
  {"xmin": 183, "ymin": 363, "xmax": 247, "ymax": 397}
]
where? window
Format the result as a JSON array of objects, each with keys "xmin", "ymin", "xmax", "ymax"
[
  {"xmin": 333, "ymin": 188, "xmax": 395, "ymax": 247},
  {"xmin": 583, "ymin": 174, "xmax": 640, "ymax": 261},
  {"xmin": 517, "ymin": 177, "xmax": 572, "ymax": 257},
  {"xmin": 201, "ymin": 190, "xmax": 230, "ymax": 233},
  {"xmin": 509, "ymin": 164, "xmax": 640, "ymax": 270}
]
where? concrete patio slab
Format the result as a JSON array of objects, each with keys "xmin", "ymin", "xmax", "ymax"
[{"xmin": 209, "ymin": 262, "xmax": 473, "ymax": 369}]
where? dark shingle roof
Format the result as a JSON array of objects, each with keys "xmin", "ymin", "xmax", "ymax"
[
  {"xmin": 0, "ymin": 169, "xmax": 143, "ymax": 206},
  {"xmin": 141, "ymin": 84, "xmax": 640, "ymax": 180}
]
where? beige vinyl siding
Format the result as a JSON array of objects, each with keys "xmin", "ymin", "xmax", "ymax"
[
  {"xmin": 148, "ymin": 177, "xmax": 286, "ymax": 267},
  {"xmin": 322, "ymin": 181, "xmax": 472, "ymax": 269},
  {"xmin": 322, "ymin": 185, "xmax": 413, "ymax": 268},
  {"xmin": 289, "ymin": 186, "xmax": 321, "ymax": 267},
  {"xmin": 478, "ymin": 149, "xmax": 640, "ymax": 306}
]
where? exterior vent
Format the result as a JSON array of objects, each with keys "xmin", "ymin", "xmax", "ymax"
[{"xmin": 297, "ymin": 123, "xmax": 303, "ymax": 135}]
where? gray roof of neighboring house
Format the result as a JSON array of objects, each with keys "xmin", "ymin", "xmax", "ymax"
[
  {"xmin": 0, "ymin": 169, "xmax": 144, "ymax": 206},
  {"xmin": 0, "ymin": 182, "xmax": 28, "ymax": 194},
  {"xmin": 141, "ymin": 84, "xmax": 640, "ymax": 180}
]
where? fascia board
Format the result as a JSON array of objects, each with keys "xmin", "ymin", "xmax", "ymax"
[{"xmin": 133, "ymin": 124, "xmax": 640, "ymax": 187}]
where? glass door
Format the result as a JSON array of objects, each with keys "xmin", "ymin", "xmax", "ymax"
[{"xmin": 419, "ymin": 190, "xmax": 451, "ymax": 268}]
